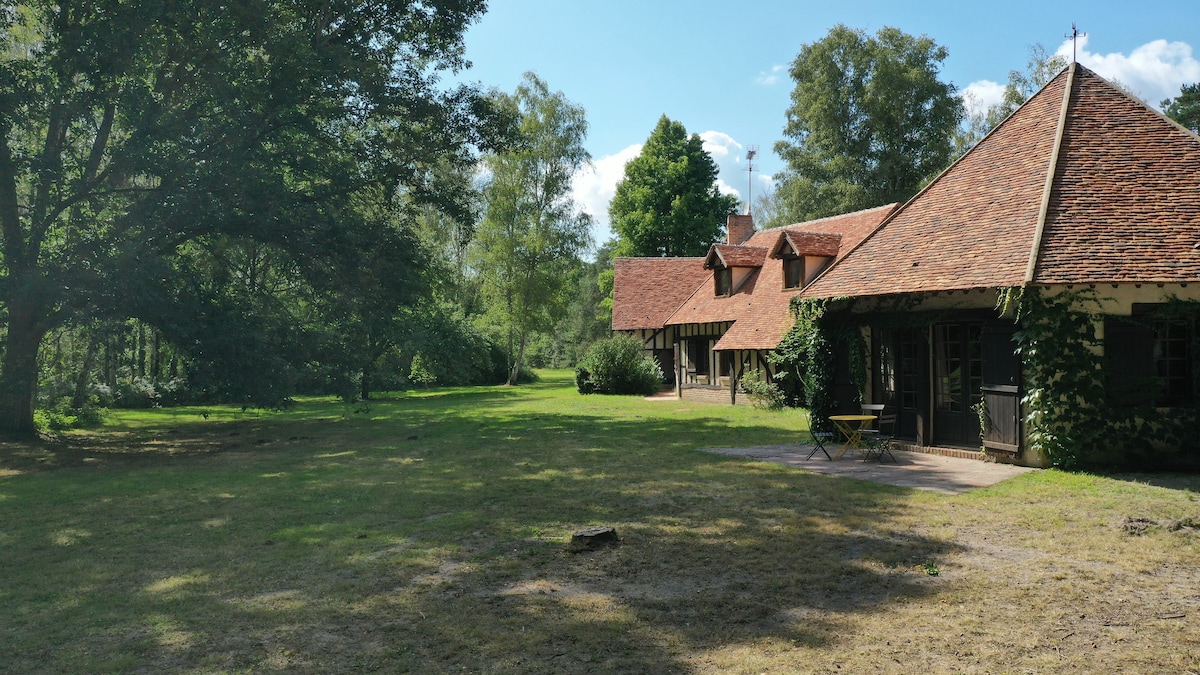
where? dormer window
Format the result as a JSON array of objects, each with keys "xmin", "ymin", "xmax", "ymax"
[
  {"xmin": 783, "ymin": 256, "xmax": 803, "ymax": 289},
  {"xmin": 714, "ymin": 267, "xmax": 732, "ymax": 296},
  {"xmin": 769, "ymin": 230, "xmax": 842, "ymax": 291}
]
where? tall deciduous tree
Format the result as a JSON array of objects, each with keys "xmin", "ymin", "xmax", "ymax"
[
  {"xmin": 0, "ymin": 1, "xmax": 501, "ymax": 434},
  {"xmin": 1163, "ymin": 83, "xmax": 1200, "ymax": 134},
  {"xmin": 610, "ymin": 115, "xmax": 739, "ymax": 257},
  {"xmin": 773, "ymin": 25, "xmax": 963, "ymax": 221},
  {"xmin": 475, "ymin": 73, "xmax": 592, "ymax": 386}
]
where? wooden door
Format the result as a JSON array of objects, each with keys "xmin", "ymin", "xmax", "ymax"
[
  {"xmin": 980, "ymin": 325, "xmax": 1021, "ymax": 452},
  {"xmin": 932, "ymin": 322, "xmax": 983, "ymax": 447}
]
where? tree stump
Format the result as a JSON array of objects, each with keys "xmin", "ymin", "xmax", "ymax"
[{"xmin": 570, "ymin": 526, "xmax": 619, "ymax": 551}]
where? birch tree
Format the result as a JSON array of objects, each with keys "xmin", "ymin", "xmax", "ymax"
[{"xmin": 475, "ymin": 73, "xmax": 591, "ymax": 385}]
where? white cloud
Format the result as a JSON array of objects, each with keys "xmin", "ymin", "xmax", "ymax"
[
  {"xmin": 573, "ymin": 131, "xmax": 764, "ymax": 245},
  {"xmin": 1063, "ymin": 35, "xmax": 1200, "ymax": 107},
  {"xmin": 700, "ymin": 131, "xmax": 750, "ymax": 201},
  {"xmin": 961, "ymin": 79, "xmax": 1006, "ymax": 117},
  {"xmin": 571, "ymin": 143, "xmax": 641, "ymax": 244},
  {"xmin": 756, "ymin": 64, "xmax": 786, "ymax": 86}
]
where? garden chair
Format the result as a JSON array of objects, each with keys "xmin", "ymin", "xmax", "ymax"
[
  {"xmin": 805, "ymin": 416, "xmax": 834, "ymax": 461},
  {"xmin": 862, "ymin": 413, "xmax": 897, "ymax": 462}
]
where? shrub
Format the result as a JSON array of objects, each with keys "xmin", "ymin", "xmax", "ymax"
[
  {"xmin": 739, "ymin": 369, "xmax": 787, "ymax": 410},
  {"xmin": 575, "ymin": 336, "xmax": 661, "ymax": 396}
]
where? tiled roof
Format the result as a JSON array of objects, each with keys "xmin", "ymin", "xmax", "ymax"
[
  {"xmin": 801, "ymin": 66, "xmax": 1067, "ymax": 298},
  {"xmin": 803, "ymin": 64, "xmax": 1200, "ymax": 299},
  {"xmin": 1034, "ymin": 68, "xmax": 1200, "ymax": 283},
  {"xmin": 663, "ymin": 205, "xmax": 897, "ymax": 350},
  {"xmin": 611, "ymin": 257, "xmax": 708, "ymax": 330},
  {"xmin": 705, "ymin": 244, "xmax": 768, "ymax": 269},
  {"xmin": 770, "ymin": 231, "xmax": 842, "ymax": 258}
]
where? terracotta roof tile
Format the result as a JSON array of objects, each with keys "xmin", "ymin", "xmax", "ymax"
[
  {"xmin": 804, "ymin": 64, "xmax": 1200, "ymax": 299},
  {"xmin": 771, "ymin": 231, "xmax": 842, "ymax": 258},
  {"xmin": 663, "ymin": 205, "xmax": 897, "ymax": 350},
  {"xmin": 706, "ymin": 244, "xmax": 768, "ymax": 268},
  {"xmin": 611, "ymin": 257, "xmax": 708, "ymax": 330},
  {"xmin": 1034, "ymin": 67, "xmax": 1200, "ymax": 283},
  {"xmin": 802, "ymin": 67, "xmax": 1068, "ymax": 299}
]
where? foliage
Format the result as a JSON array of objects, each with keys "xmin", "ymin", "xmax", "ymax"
[
  {"xmin": 769, "ymin": 297, "xmax": 866, "ymax": 430},
  {"xmin": 575, "ymin": 335, "xmax": 661, "ymax": 396},
  {"xmin": 408, "ymin": 353, "xmax": 437, "ymax": 389},
  {"xmin": 525, "ymin": 243, "xmax": 615, "ymax": 369},
  {"xmin": 475, "ymin": 73, "xmax": 592, "ymax": 386},
  {"xmin": 1003, "ymin": 287, "xmax": 1114, "ymax": 469},
  {"xmin": 1162, "ymin": 82, "xmax": 1200, "ymax": 134},
  {"xmin": 610, "ymin": 115, "xmax": 740, "ymax": 257},
  {"xmin": 738, "ymin": 368, "xmax": 787, "ymax": 410},
  {"xmin": 0, "ymin": 0, "xmax": 502, "ymax": 434},
  {"xmin": 773, "ymin": 25, "xmax": 963, "ymax": 221},
  {"xmin": 33, "ymin": 397, "xmax": 106, "ymax": 431},
  {"xmin": 957, "ymin": 44, "xmax": 1067, "ymax": 153}
]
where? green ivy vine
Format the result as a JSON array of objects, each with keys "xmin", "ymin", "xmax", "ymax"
[
  {"xmin": 1003, "ymin": 287, "xmax": 1200, "ymax": 469},
  {"xmin": 1003, "ymin": 286, "xmax": 1107, "ymax": 468},
  {"xmin": 769, "ymin": 297, "xmax": 866, "ymax": 433}
]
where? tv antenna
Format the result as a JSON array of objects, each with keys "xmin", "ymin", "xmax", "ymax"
[
  {"xmin": 1065, "ymin": 23, "xmax": 1086, "ymax": 63},
  {"xmin": 745, "ymin": 145, "xmax": 758, "ymax": 215}
]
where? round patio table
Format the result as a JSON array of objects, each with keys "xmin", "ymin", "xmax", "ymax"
[{"xmin": 828, "ymin": 414, "xmax": 877, "ymax": 459}]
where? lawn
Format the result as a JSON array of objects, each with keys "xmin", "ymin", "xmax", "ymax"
[{"xmin": 1, "ymin": 370, "xmax": 1198, "ymax": 673}]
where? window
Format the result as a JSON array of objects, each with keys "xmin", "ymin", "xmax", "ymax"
[
  {"xmin": 719, "ymin": 351, "xmax": 733, "ymax": 377},
  {"xmin": 1106, "ymin": 308, "xmax": 1198, "ymax": 408},
  {"xmin": 688, "ymin": 339, "xmax": 710, "ymax": 376},
  {"xmin": 1154, "ymin": 320, "xmax": 1192, "ymax": 405},
  {"xmin": 714, "ymin": 267, "xmax": 732, "ymax": 296},
  {"xmin": 783, "ymin": 257, "xmax": 803, "ymax": 289}
]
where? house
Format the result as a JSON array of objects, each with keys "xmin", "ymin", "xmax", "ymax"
[
  {"xmin": 612, "ymin": 205, "xmax": 897, "ymax": 403},
  {"xmin": 799, "ymin": 62, "xmax": 1200, "ymax": 467},
  {"xmin": 613, "ymin": 62, "xmax": 1200, "ymax": 468}
]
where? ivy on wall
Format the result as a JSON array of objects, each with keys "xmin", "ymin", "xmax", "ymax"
[
  {"xmin": 773, "ymin": 286, "xmax": 1200, "ymax": 469},
  {"xmin": 770, "ymin": 297, "xmax": 866, "ymax": 432},
  {"xmin": 1002, "ymin": 287, "xmax": 1106, "ymax": 468},
  {"xmin": 1005, "ymin": 287, "xmax": 1200, "ymax": 469}
]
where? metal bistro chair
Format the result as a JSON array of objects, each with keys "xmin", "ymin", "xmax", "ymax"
[
  {"xmin": 862, "ymin": 413, "xmax": 897, "ymax": 463},
  {"xmin": 805, "ymin": 413, "xmax": 834, "ymax": 461},
  {"xmin": 858, "ymin": 403, "xmax": 885, "ymax": 444}
]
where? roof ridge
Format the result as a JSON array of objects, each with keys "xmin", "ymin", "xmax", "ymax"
[
  {"xmin": 1025, "ymin": 61, "xmax": 1076, "ymax": 283},
  {"xmin": 760, "ymin": 202, "xmax": 899, "ymax": 233}
]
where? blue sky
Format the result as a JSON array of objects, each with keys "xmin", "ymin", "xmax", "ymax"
[{"xmin": 456, "ymin": 0, "xmax": 1200, "ymax": 245}]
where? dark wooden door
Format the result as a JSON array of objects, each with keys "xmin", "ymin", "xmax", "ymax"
[
  {"xmin": 932, "ymin": 322, "xmax": 983, "ymax": 447},
  {"xmin": 980, "ymin": 325, "xmax": 1021, "ymax": 452},
  {"xmin": 872, "ymin": 327, "xmax": 929, "ymax": 443}
]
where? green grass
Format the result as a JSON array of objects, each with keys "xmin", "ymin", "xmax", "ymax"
[{"xmin": 2, "ymin": 370, "xmax": 1199, "ymax": 673}]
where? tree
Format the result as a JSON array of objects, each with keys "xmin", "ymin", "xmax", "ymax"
[
  {"xmin": 956, "ymin": 44, "xmax": 1067, "ymax": 153},
  {"xmin": 773, "ymin": 25, "xmax": 963, "ymax": 221},
  {"xmin": 610, "ymin": 116, "xmax": 739, "ymax": 257},
  {"xmin": 475, "ymin": 73, "xmax": 592, "ymax": 386},
  {"xmin": 1163, "ymin": 83, "xmax": 1200, "ymax": 134},
  {"xmin": 0, "ymin": 1, "xmax": 501, "ymax": 434}
]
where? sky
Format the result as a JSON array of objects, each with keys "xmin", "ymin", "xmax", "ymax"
[{"xmin": 454, "ymin": 0, "xmax": 1200, "ymax": 247}]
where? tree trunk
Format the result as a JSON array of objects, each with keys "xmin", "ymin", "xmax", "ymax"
[
  {"xmin": 0, "ymin": 307, "xmax": 48, "ymax": 436},
  {"xmin": 71, "ymin": 333, "xmax": 99, "ymax": 409},
  {"xmin": 507, "ymin": 331, "xmax": 528, "ymax": 386},
  {"xmin": 360, "ymin": 366, "xmax": 372, "ymax": 401}
]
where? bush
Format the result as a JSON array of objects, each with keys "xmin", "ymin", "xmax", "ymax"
[
  {"xmin": 739, "ymin": 369, "xmax": 787, "ymax": 410},
  {"xmin": 575, "ymin": 336, "xmax": 661, "ymax": 396}
]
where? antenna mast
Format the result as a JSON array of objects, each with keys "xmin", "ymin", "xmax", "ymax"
[
  {"xmin": 1065, "ymin": 23, "xmax": 1086, "ymax": 63},
  {"xmin": 745, "ymin": 145, "xmax": 758, "ymax": 216}
]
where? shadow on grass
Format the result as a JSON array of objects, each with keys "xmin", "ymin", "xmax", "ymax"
[{"xmin": 1, "ymin": 393, "xmax": 959, "ymax": 673}]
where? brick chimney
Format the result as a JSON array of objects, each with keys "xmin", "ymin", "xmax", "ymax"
[{"xmin": 727, "ymin": 214, "xmax": 755, "ymax": 245}]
